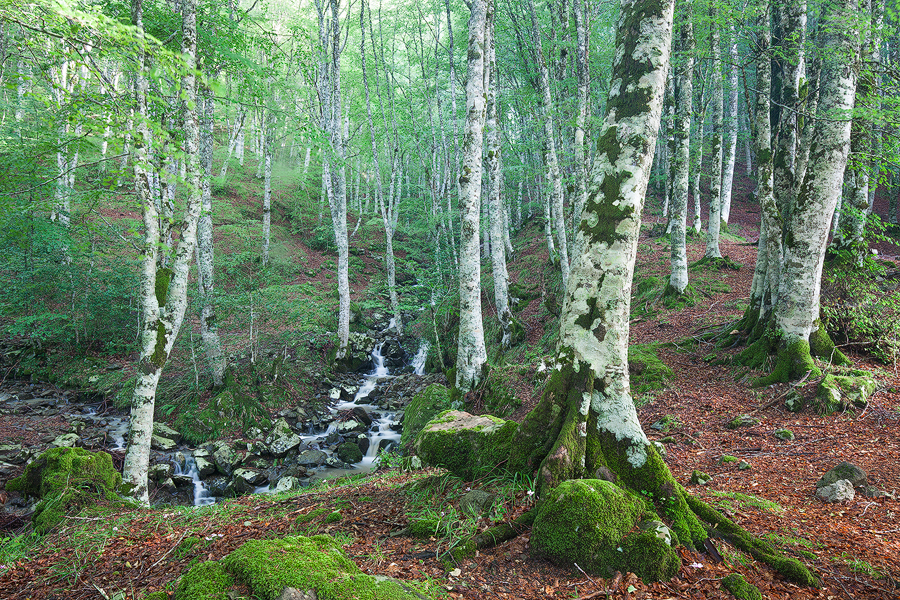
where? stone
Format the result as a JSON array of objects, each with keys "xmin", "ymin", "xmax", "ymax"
[
  {"xmin": 232, "ymin": 468, "xmax": 267, "ymax": 494},
  {"xmin": 150, "ymin": 435, "xmax": 177, "ymax": 452},
  {"xmin": 784, "ymin": 390, "xmax": 806, "ymax": 413},
  {"xmin": 816, "ymin": 479, "xmax": 855, "ymax": 503},
  {"xmin": 773, "ymin": 429, "xmax": 795, "ymax": 441},
  {"xmin": 272, "ymin": 476, "xmax": 301, "ymax": 494},
  {"xmin": 277, "ymin": 588, "xmax": 317, "ymax": 600},
  {"xmin": 459, "ymin": 490, "xmax": 497, "ymax": 516},
  {"xmin": 153, "ymin": 423, "xmax": 182, "ymax": 443},
  {"xmin": 212, "ymin": 442, "xmax": 241, "ymax": 476},
  {"xmin": 400, "ymin": 384, "xmax": 452, "ymax": 450},
  {"xmin": 173, "ymin": 474, "xmax": 195, "ymax": 488},
  {"xmin": 0, "ymin": 444, "xmax": 23, "ymax": 463},
  {"xmin": 148, "ymin": 463, "xmax": 173, "ymax": 482},
  {"xmin": 817, "ymin": 462, "xmax": 867, "ymax": 489},
  {"xmin": 296, "ymin": 450, "xmax": 327, "ymax": 468},
  {"xmin": 689, "ymin": 470, "xmax": 712, "ymax": 485},
  {"xmin": 266, "ymin": 418, "xmax": 303, "ymax": 458},
  {"xmin": 815, "ymin": 373, "xmax": 877, "ymax": 415},
  {"xmin": 51, "ymin": 433, "xmax": 81, "ymax": 448},
  {"xmin": 415, "ymin": 410, "xmax": 518, "ymax": 481},
  {"xmin": 324, "ymin": 457, "xmax": 350, "ymax": 469},
  {"xmin": 336, "ymin": 419, "xmax": 367, "ymax": 435},
  {"xmin": 738, "ymin": 460, "xmax": 752, "ymax": 471},
  {"xmin": 726, "ymin": 414, "xmax": 760, "ymax": 429},
  {"xmin": 336, "ymin": 442, "xmax": 363, "ymax": 464},
  {"xmin": 351, "ymin": 407, "xmax": 372, "ymax": 428},
  {"xmin": 193, "ymin": 450, "xmax": 216, "ymax": 478}
]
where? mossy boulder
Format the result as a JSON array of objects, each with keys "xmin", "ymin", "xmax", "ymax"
[
  {"xmin": 531, "ymin": 479, "xmax": 679, "ymax": 582},
  {"xmin": 400, "ymin": 384, "xmax": 452, "ymax": 450},
  {"xmin": 721, "ymin": 573, "xmax": 763, "ymax": 600},
  {"xmin": 336, "ymin": 442, "xmax": 363, "ymax": 464},
  {"xmin": 414, "ymin": 410, "xmax": 518, "ymax": 480},
  {"xmin": 172, "ymin": 534, "xmax": 436, "ymax": 600},
  {"xmin": 6, "ymin": 447, "xmax": 123, "ymax": 534},
  {"xmin": 814, "ymin": 373, "xmax": 876, "ymax": 415}
]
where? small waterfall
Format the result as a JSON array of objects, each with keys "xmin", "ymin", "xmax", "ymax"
[
  {"xmin": 174, "ymin": 457, "xmax": 214, "ymax": 507},
  {"xmin": 411, "ymin": 341, "xmax": 429, "ymax": 376}
]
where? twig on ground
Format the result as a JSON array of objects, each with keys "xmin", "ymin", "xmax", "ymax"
[{"xmin": 149, "ymin": 529, "xmax": 191, "ymax": 570}]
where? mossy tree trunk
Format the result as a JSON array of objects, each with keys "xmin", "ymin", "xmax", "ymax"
[
  {"xmin": 508, "ymin": 0, "xmax": 708, "ymax": 550},
  {"xmin": 703, "ymin": 1, "xmax": 724, "ymax": 259},
  {"xmin": 735, "ymin": 0, "xmax": 858, "ymax": 384},
  {"xmin": 123, "ymin": 0, "xmax": 203, "ymax": 505}
]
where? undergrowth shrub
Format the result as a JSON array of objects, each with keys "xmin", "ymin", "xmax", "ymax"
[{"xmin": 821, "ymin": 259, "xmax": 900, "ymax": 364}]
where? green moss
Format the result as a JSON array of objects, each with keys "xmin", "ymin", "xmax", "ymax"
[
  {"xmin": 754, "ymin": 340, "xmax": 821, "ymax": 387},
  {"xmin": 222, "ymin": 535, "xmax": 436, "ymax": 600},
  {"xmin": 661, "ymin": 283, "xmax": 700, "ymax": 310},
  {"xmin": 174, "ymin": 536, "xmax": 205, "ymax": 560},
  {"xmin": 400, "ymin": 384, "xmax": 452, "ymax": 450},
  {"xmin": 6, "ymin": 447, "xmax": 123, "ymax": 534},
  {"xmin": 720, "ymin": 455, "xmax": 739, "ymax": 464},
  {"xmin": 175, "ymin": 560, "xmax": 234, "ymax": 600},
  {"xmin": 295, "ymin": 507, "xmax": 330, "ymax": 525},
  {"xmin": 415, "ymin": 410, "xmax": 518, "ymax": 481},
  {"xmin": 628, "ymin": 343, "xmax": 674, "ymax": 396},
  {"xmin": 407, "ymin": 516, "xmax": 442, "ymax": 538},
  {"xmin": 808, "ymin": 323, "xmax": 851, "ymax": 366},
  {"xmin": 336, "ymin": 442, "xmax": 363, "ymax": 464},
  {"xmin": 142, "ymin": 592, "xmax": 169, "ymax": 600},
  {"xmin": 721, "ymin": 573, "xmax": 763, "ymax": 600},
  {"xmin": 155, "ymin": 267, "xmax": 173, "ymax": 307},
  {"xmin": 620, "ymin": 531, "xmax": 681, "ymax": 582},
  {"xmin": 531, "ymin": 479, "xmax": 644, "ymax": 577},
  {"xmin": 324, "ymin": 510, "xmax": 342, "ymax": 524}
]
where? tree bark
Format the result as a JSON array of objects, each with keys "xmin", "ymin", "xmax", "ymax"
[
  {"xmin": 455, "ymin": 0, "xmax": 491, "ymax": 393},
  {"xmin": 704, "ymin": 3, "xmax": 724, "ymax": 259},
  {"xmin": 720, "ymin": 24, "xmax": 739, "ymax": 224},
  {"xmin": 123, "ymin": 0, "xmax": 203, "ymax": 505}
]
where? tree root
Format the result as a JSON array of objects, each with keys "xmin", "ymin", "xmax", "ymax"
[
  {"xmin": 440, "ymin": 509, "xmax": 537, "ymax": 566},
  {"xmin": 684, "ymin": 494, "xmax": 819, "ymax": 587}
]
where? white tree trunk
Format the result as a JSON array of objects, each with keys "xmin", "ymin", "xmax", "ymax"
[
  {"xmin": 720, "ymin": 25, "xmax": 739, "ymax": 224},
  {"xmin": 668, "ymin": 6, "xmax": 692, "ymax": 295},
  {"xmin": 455, "ymin": 0, "xmax": 491, "ymax": 392},
  {"xmin": 123, "ymin": 0, "xmax": 203, "ymax": 505},
  {"xmin": 775, "ymin": 0, "xmax": 859, "ymax": 345},
  {"xmin": 704, "ymin": 7, "xmax": 724, "ymax": 259}
]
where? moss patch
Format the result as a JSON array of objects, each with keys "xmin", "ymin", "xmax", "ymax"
[
  {"xmin": 400, "ymin": 384, "xmax": 452, "ymax": 450},
  {"xmin": 628, "ymin": 343, "xmax": 674, "ymax": 397},
  {"xmin": 175, "ymin": 560, "xmax": 234, "ymax": 600},
  {"xmin": 6, "ymin": 447, "xmax": 123, "ymax": 534},
  {"xmin": 721, "ymin": 573, "xmax": 763, "ymax": 600},
  {"xmin": 415, "ymin": 410, "xmax": 518, "ymax": 481}
]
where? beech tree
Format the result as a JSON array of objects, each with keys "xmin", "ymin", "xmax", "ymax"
[
  {"xmin": 455, "ymin": 0, "xmax": 491, "ymax": 393},
  {"xmin": 736, "ymin": 0, "xmax": 860, "ymax": 383},
  {"xmin": 122, "ymin": 0, "xmax": 203, "ymax": 504}
]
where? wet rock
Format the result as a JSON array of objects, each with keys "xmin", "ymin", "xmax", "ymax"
[
  {"xmin": 153, "ymin": 423, "xmax": 182, "ymax": 443},
  {"xmin": 356, "ymin": 434, "xmax": 369, "ymax": 455},
  {"xmin": 336, "ymin": 419, "xmax": 366, "ymax": 435},
  {"xmin": 334, "ymin": 332, "xmax": 376, "ymax": 373},
  {"xmin": 149, "ymin": 463, "xmax": 173, "ymax": 482},
  {"xmin": 173, "ymin": 451, "xmax": 187, "ymax": 471},
  {"xmin": 173, "ymin": 474, "xmax": 195, "ymax": 488},
  {"xmin": 272, "ymin": 476, "xmax": 301, "ymax": 494},
  {"xmin": 266, "ymin": 418, "xmax": 302, "ymax": 458},
  {"xmin": 325, "ymin": 456, "xmax": 351, "ymax": 469},
  {"xmin": 351, "ymin": 407, "xmax": 372, "ymax": 428},
  {"xmin": 336, "ymin": 442, "xmax": 363, "ymax": 464},
  {"xmin": 151, "ymin": 435, "xmax": 178, "ymax": 452},
  {"xmin": 52, "ymin": 433, "xmax": 81, "ymax": 448},
  {"xmin": 158, "ymin": 477, "xmax": 177, "ymax": 493},
  {"xmin": 205, "ymin": 476, "xmax": 230, "ymax": 497},
  {"xmin": 817, "ymin": 462, "xmax": 867, "ymax": 489},
  {"xmin": 324, "ymin": 431, "xmax": 342, "ymax": 445},
  {"xmin": 232, "ymin": 468, "xmax": 267, "ymax": 494},
  {"xmin": 816, "ymin": 479, "xmax": 855, "ymax": 503},
  {"xmin": 193, "ymin": 450, "xmax": 216, "ymax": 478},
  {"xmin": 689, "ymin": 470, "xmax": 712, "ymax": 485},
  {"xmin": 297, "ymin": 450, "xmax": 327, "ymax": 467},
  {"xmin": 212, "ymin": 441, "xmax": 241, "ymax": 476},
  {"xmin": 773, "ymin": 429, "xmax": 795, "ymax": 441}
]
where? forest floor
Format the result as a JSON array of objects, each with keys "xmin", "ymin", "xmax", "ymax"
[{"xmin": 2, "ymin": 186, "xmax": 900, "ymax": 600}]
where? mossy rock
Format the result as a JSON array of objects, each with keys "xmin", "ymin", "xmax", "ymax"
[
  {"xmin": 415, "ymin": 410, "xmax": 518, "ymax": 481},
  {"xmin": 400, "ymin": 384, "xmax": 452, "ymax": 450},
  {"xmin": 482, "ymin": 369, "xmax": 523, "ymax": 417},
  {"xmin": 175, "ymin": 561, "xmax": 234, "ymax": 600},
  {"xmin": 814, "ymin": 374, "xmax": 876, "ymax": 415},
  {"xmin": 336, "ymin": 442, "xmax": 363, "ymax": 464},
  {"xmin": 721, "ymin": 573, "xmax": 763, "ymax": 600},
  {"xmin": 726, "ymin": 415, "xmax": 760, "ymax": 429},
  {"xmin": 532, "ymin": 480, "xmax": 679, "ymax": 582},
  {"xmin": 221, "ymin": 535, "xmax": 435, "ymax": 600},
  {"xmin": 6, "ymin": 447, "xmax": 123, "ymax": 534}
]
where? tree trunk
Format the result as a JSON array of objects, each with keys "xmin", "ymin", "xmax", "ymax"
[
  {"xmin": 757, "ymin": 0, "xmax": 859, "ymax": 384},
  {"xmin": 667, "ymin": 5, "xmax": 693, "ymax": 296},
  {"xmin": 528, "ymin": 0, "xmax": 569, "ymax": 288},
  {"xmin": 454, "ymin": 0, "xmax": 491, "ymax": 393},
  {"xmin": 704, "ymin": 4, "xmax": 724, "ymax": 259},
  {"xmin": 123, "ymin": 0, "xmax": 203, "ymax": 505},
  {"xmin": 720, "ymin": 25, "xmax": 739, "ymax": 224},
  {"xmin": 571, "ymin": 0, "xmax": 590, "ymax": 257},
  {"xmin": 197, "ymin": 86, "xmax": 227, "ymax": 387}
]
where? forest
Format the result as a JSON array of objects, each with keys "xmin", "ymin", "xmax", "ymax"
[{"xmin": 0, "ymin": 0, "xmax": 899, "ymax": 598}]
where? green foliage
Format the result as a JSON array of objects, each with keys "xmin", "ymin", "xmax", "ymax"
[
  {"xmin": 821, "ymin": 258, "xmax": 900, "ymax": 363},
  {"xmin": 709, "ymin": 490, "xmax": 784, "ymax": 514},
  {"xmin": 628, "ymin": 343, "xmax": 674, "ymax": 399}
]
